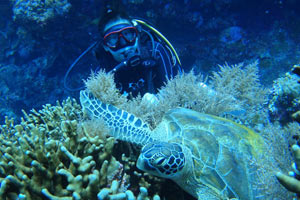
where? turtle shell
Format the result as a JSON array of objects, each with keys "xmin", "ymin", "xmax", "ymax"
[{"xmin": 160, "ymin": 108, "xmax": 266, "ymax": 199}]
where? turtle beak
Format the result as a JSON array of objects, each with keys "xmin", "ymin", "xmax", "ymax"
[
  {"xmin": 136, "ymin": 156, "xmax": 143, "ymax": 170},
  {"xmin": 137, "ymin": 156, "xmax": 155, "ymax": 172}
]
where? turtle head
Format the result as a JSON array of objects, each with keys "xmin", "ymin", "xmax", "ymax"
[{"xmin": 137, "ymin": 142, "xmax": 185, "ymax": 179}]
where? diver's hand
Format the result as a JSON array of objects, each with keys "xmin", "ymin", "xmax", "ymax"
[
  {"xmin": 141, "ymin": 93, "xmax": 159, "ymax": 106},
  {"xmin": 276, "ymin": 144, "xmax": 300, "ymax": 193}
]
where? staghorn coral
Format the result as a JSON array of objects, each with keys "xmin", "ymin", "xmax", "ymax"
[
  {"xmin": 96, "ymin": 180, "xmax": 161, "ymax": 200},
  {"xmin": 10, "ymin": 0, "xmax": 71, "ymax": 25},
  {"xmin": 0, "ymin": 98, "xmax": 162, "ymax": 199}
]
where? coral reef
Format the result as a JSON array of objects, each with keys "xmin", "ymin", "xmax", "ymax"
[
  {"xmin": 0, "ymin": 98, "xmax": 161, "ymax": 199},
  {"xmin": 291, "ymin": 65, "xmax": 300, "ymax": 123},
  {"xmin": 10, "ymin": 0, "xmax": 71, "ymax": 25},
  {"xmin": 268, "ymin": 65, "xmax": 300, "ymax": 124},
  {"xmin": 260, "ymin": 64, "xmax": 300, "ymax": 198},
  {"xmin": 0, "ymin": 61, "xmax": 297, "ymax": 199}
]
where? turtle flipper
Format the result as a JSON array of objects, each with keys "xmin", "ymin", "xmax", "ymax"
[{"xmin": 80, "ymin": 90, "xmax": 154, "ymax": 146}]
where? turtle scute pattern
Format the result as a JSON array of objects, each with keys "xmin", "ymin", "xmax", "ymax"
[{"xmin": 160, "ymin": 108, "xmax": 266, "ymax": 200}]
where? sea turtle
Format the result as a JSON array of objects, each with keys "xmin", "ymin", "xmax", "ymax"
[{"xmin": 80, "ymin": 90, "xmax": 267, "ymax": 200}]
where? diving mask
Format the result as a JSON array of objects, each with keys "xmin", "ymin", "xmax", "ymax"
[{"xmin": 103, "ymin": 25, "xmax": 138, "ymax": 51}]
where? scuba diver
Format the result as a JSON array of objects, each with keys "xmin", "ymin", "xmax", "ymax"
[{"xmin": 64, "ymin": 0, "xmax": 182, "ymax": 97}]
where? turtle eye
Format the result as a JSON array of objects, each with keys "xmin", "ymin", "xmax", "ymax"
[
  {"xmin": 143, "ymin": 160, "xmax": 156, "ymax": 171},
  {"xmin": 154, "ymin": 157, "xmax": 165, "ymax": 166}
]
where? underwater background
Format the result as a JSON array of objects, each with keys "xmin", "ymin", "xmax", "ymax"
[
  {"xmin": 1, "ymin": 0, "xmax": 300, "ymax": 199},
  {"xmin": 0, "ymin": 0, "xmax": 299, "ymax": 122}
]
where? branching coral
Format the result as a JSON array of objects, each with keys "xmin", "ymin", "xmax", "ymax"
[
  {"xmin": 96, "ymin": 181, "xmax": 161, "ymax": 200},
  {"xmin": 0, "ymin": 98, "xmax": 161, "ymax": 199}
]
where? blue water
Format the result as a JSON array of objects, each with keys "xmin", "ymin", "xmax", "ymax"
[{"xmin": 1, "ymin": 0, "xmax": 300, "ymax": 123}]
